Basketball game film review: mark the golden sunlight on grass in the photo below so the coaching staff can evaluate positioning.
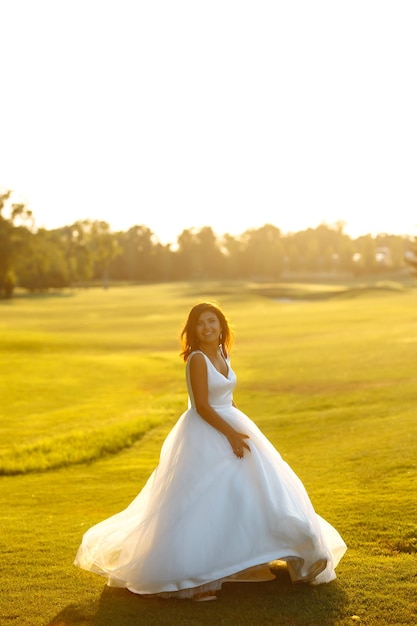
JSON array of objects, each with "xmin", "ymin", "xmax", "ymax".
[{"xmin": 1, "ymin": 280, "xmax": 417, "ymax": 625}]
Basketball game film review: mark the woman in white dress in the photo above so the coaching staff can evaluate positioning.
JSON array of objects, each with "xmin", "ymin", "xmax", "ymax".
[{"xmin": 74, "ymin": 302, "xmax": 346, "ymax": 601}]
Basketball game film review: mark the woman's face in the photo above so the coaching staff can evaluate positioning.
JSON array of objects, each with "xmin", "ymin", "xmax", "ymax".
[{"xmin": 195, "ymin": 310, "xmax": 221, "ymax": 345}]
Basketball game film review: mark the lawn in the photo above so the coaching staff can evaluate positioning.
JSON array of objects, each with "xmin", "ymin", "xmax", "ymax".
[{"xmin": 1, "ymin": 279, "xmax": 416, "ymax": 625}]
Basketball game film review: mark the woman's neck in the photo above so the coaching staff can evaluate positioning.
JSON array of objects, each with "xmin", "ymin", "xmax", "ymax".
[{"xmin": 198, "ymin": 343, "xmax": 219, "ymax": 359}]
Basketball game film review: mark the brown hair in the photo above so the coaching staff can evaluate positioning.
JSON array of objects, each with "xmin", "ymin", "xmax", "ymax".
[{"xmin": 180, "ymin": 302, "xmax": 234, "ymax": 362}]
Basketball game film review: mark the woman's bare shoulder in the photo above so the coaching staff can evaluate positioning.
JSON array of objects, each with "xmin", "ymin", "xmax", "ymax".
[{"xmin": 188, "ymin": 351, "xmax": 207, "ymax": 371}]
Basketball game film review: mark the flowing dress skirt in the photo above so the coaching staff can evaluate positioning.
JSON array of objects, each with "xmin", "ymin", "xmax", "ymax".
[{"xmin": 74, "ymin": 399, "xmax": 346, "ymax": 596}]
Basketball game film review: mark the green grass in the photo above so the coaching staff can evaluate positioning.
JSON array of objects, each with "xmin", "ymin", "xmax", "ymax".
[{"xmin": 1, "ymin": 279, "xmax": 417, "ymax": 625}]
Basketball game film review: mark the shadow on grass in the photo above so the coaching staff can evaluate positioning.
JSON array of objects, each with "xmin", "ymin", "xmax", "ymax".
[{"xmin": 47, "ymin": 570, "xmax": 348, "ymax": 626}]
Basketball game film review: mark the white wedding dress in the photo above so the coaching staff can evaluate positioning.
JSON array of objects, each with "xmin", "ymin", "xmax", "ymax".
[{"xmin": 74, "ymin": 351, "xmax": 346, "ymax": 597}]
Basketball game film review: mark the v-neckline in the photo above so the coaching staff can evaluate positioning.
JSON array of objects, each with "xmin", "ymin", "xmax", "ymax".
[{"xmin": 199, "ymin": 350, "xmax": 230, "ymax": 380}]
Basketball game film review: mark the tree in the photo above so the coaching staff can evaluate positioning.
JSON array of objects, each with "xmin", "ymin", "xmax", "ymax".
[
  {"xmin": 352, "ymin": 235, "xmax": 377, "ymax": 275},
  {"xmin": 173, "ymin": 227, "xmax": 226, "ymax": 280},
  {"xmin": 16, "ymin": 229, "xmax": 70, "ymax": 291},
  {"xmin": 57, "ymin": 222, "xmax": 93, "ymax": 286},
  {"xmin": 57, "ymin": 220, "xmax": 120, "ymax": 287},
  {"xmin": 111, "ymin": 225, "xmax": 157, "ymax": 282},
  {"xmin": 87, "ymin": 221, "xmax": 121, "ymax": 287},
  {"xmin": 221, "ymin": 233, "xmax": 245, "ymax": 279},
  {"xmin": 195, "ymin": 227, "xmax": 225, "ymax": 279},
  {"xmin": 173, "ymin": 229, "xmax": 201, "ymax": 279},
  {"xmin": 404, "ymin": 234, "xmax": 417, "ymax": 277},
  {"xmin": 0, "ymin": 190, "xmax": 33, "ymax": 298},
  {"xmin": 239, "ymin": 224, "xmax": 284, "ymax": 280}
]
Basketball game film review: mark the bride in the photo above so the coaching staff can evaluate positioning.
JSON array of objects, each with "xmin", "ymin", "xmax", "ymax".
[{"xmin": 74, "ymin": 301, "xmax": 346, "ymax": 601}]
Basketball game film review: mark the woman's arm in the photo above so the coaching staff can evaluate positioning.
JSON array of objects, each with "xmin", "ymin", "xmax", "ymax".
[{"xmin": 189, "ymin": 353, "xmax": 250, "ymax": 458}]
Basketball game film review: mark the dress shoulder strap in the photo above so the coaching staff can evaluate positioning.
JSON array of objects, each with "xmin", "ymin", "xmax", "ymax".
[{"xmin": 187, "ymin": 349, "xmax": 207, "ymax": 362}]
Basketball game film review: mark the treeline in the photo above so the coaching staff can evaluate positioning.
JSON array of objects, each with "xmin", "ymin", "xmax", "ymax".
[{"xmin": 0, "ymin": 189, "xmax": 415, "ymax": 298}]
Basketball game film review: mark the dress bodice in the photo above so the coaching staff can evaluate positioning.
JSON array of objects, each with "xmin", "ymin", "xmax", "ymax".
[{"xmin": 186, "ymin": 350, "xmax": 237, "ymax": 410}]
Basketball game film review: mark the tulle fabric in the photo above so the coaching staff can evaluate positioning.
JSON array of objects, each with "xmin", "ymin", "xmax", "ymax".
[{"xmin": 74, "ymin": 351, "xmax": 346, "ymax": 596}]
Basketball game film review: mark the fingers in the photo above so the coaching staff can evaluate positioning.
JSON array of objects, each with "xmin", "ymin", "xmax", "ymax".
[
  {"xmin": 232, "ymin": 437, "xmax": 251, "ymax": 458},
  {"xmin": 228, "ymin": 431, "xmax": 251, "ymax": 458},
  {"xmin": 237, "ymin": 433, "xmax": 250, "ymax": 451}
]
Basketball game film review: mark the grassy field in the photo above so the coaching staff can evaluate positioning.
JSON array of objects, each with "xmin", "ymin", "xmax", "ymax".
[{"xmin": 1, "ymin": 278, "xmax": 416, "ymax": 625}]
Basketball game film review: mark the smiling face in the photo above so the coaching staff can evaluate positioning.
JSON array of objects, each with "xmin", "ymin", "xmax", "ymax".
[
  {"xmin": 180, "ymin": 301, "xmax": 233, "ymax": 361},
  {"xmin": 195, "ymin": 309, "xmax": 222, "ymax": 347}
]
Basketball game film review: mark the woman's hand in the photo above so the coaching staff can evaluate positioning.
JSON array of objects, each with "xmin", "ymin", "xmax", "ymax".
[{"xmin": 227, "ymin": 431, "xmax": 250, "ymax": 458}]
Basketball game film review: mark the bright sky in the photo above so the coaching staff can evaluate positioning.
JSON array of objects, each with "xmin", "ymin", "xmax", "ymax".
[{"xmin": 1, "ymin": 0, "xmax": 416, "ymax": 244}]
